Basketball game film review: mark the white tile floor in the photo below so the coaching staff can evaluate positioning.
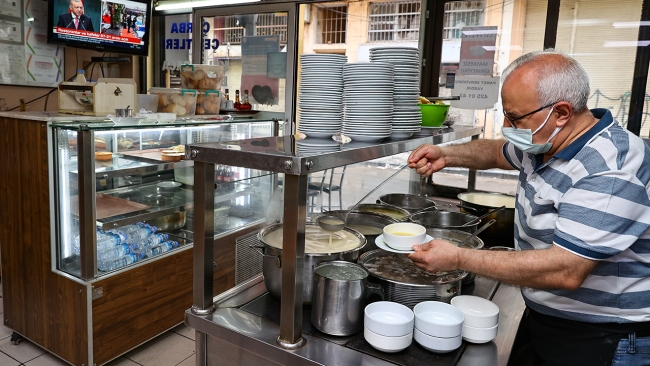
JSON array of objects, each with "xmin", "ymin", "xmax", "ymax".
[{"xmin": 0, "ymin": 281, "xmax": 197, "ymax": 366}]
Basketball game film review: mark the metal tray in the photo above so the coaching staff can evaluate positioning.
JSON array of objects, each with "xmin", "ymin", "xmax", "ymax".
[{"xmin": 70, "ymin": 193, "xmax": 150, "ymax": 220}]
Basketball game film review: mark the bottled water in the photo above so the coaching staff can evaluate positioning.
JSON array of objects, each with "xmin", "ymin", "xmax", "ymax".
[
  {"xmin": 122, "ymin": 226, "xmax": 158, "ymax": 244},
  {"xmin": 97, "ymin": 244, "xmax": 131, "ymax": 262},
  {"xmin": 96, "ymin": 232, "xmax": 121, "ymax": 251},
  {"xmin": 145, "ymin": 240, "xmax": 179, "ymax": 257},
  {"xmin": 72, "ymin": 235, "xmax": 80, "ymax": 255},
  {"xmin": 129, "ymin": 233, "xmax": 169, "ymax": 251},
  {"xmin": 98, "ymin": 253, "xmax": 143, "ymax": 271}
]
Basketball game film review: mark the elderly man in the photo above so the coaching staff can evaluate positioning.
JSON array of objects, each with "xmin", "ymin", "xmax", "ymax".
[
  {"xmin": 408, "ymin": 50, "xmax": 650, "ymax": 365},
  {"xmin": 57, "ymin": 0, "xmax": 94, "ymax": 32}
]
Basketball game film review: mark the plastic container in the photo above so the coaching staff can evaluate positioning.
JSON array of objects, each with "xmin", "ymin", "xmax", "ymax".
[
  {"xmin": 149, "ymin": 87, "xmax": 197, "ymax": 116},
  {"xmin": 137, "ymin": 94, "xmax": 160, "ymax": 112},
  {"xmin": 196, "ymin": 90, "xmax": 221, "ymax": 115},
  {"xmin": 420, "ymin": 104, "xmax": 450, "ymax": 127},
  {"xmin": 180, "ymin": 64, "xmax": 225, "ymax": 90}
]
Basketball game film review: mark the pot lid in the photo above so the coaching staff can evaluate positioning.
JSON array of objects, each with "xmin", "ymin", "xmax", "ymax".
[{"xmin": 361, "ymin": 251, "xmax": 467, "ymax": 286}]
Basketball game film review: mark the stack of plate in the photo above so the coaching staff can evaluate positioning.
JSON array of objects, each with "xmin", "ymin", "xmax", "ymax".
[
  {"xmin": 341, "ymin": 62, "xmax": 394, "ymax": 142},
  {"xmin": 297, "ymin": 54, "xmax": 347, "ymax": 139},
  {"xmin": 296, "ymin": 138, "xmax": 341, "ymax": 155},
  {"xmin": 370, "ymin": 47, "xmax": 422, "ymax": 139}
]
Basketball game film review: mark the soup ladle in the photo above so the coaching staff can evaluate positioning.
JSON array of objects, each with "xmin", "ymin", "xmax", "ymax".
[
  {"xmin": 457, "ymin": 219, "xmax": 496, "ymax": 248},
  {"xmin": 318, "ymin": 164, "xmax": 409, "ymax": 232},
  {"xmin": 461, "ymin": 206, "xmax": 506, "ymax": 227}
]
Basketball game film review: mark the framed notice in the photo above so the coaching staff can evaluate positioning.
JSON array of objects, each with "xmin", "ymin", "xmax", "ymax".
[{"xmin": 0, "ymin": 0, "xmax": 65, "ymax": 88}]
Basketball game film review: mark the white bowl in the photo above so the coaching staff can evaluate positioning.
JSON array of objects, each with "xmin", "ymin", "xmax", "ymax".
[
  {"xmin": 462, "ymin": 323, "xmax": 498, "ymax": 344},
  {"xmin": 413, "ymin": 301, "xmax": 464, "ymax": 338},
  {"xmin": 364, "ymin": 326, "xmax": 412, "ymax": 353},
  {"xmin": 382, "ymin": 223, "xmax": 427, "ymax": 250},
  {"xmin": 451, "ymin": 295, "xmax": 499, "ymax": 328},
  {"xmin": 364, "ymin": 301, "xmax": 414, "ymax": 337},
  {"xmin": 414, "ymin": 328, "xmax": 462, "ymax": 353}
]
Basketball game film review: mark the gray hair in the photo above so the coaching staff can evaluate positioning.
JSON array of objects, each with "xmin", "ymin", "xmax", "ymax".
[{"xmin": 501, "ymin": 49, "xmax": 590, "ymax": 112}]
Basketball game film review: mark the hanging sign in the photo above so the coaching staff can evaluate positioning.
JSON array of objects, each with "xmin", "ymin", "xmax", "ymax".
[
  {"xmin": 457, "ymin": 26, "xmax": 497, "ymax": 76},
  {"xmin": 451, "ymin": 75, "xmax": 500, "ymax": 110}
]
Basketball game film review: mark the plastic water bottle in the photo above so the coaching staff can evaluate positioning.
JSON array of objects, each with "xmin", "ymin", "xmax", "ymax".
[
  {"xmin": 129, "ymin": 233, "xmax": 169, "ymax": 249},
  {"xmin": 96, "ymin": 232, "xmax": 121, "ymax": 251},
  {"xmin": 75, "ymin": 69, "xmax": 86, "ymax": 83},
  {"xmin": 98, "ymin": 253, "xmax": 143, "ymax": 271},
  {"xmin": 145, "ymin": 240, "xmax": 179, "ymax": 257},
  {"xmin": 72, "ymin": 235, "xmax": 80, "ymax": 255},
  {"xmin": 97, "ymin": 244, "xmax": 131, "ymax": 262}
]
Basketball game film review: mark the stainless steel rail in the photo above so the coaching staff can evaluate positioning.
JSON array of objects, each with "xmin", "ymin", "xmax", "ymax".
[{"xmin": 188, "ymin": 126, "xmax": 484, "ymax": 348}]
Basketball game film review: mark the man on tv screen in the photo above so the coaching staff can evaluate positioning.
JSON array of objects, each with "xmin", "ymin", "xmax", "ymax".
[{"xmin": 57, "ymin": 0, "xmax": 95, "ymax": 32}]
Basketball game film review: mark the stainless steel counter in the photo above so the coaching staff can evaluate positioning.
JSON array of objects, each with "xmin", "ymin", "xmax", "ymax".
[
  {"xmin": 185, "ymin": 275, "xmax": 525, "ymax": 366},
  {"xmin": 185, "ymin": 125, "xmax": 528, "ymax": 366}
]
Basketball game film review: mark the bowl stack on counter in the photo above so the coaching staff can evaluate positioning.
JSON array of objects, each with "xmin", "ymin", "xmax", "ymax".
[
  {"xmin": 369, "ymin": 47, "xmax": 422, "ymax": 139},
  {"xmin": 341, "ymin": 62, "xmax": 395, "ymax": 142},
  {"xmin": 297, "ymin": 54, "xmax": 347, "ymax": 139},
  {"xmin": 363, "ymin": 296, "xmax": 500, "ymax": 354}
]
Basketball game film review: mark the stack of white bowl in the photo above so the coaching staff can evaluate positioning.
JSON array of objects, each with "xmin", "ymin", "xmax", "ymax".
[
  {"xmin": 413, "ymin": 301, "xmax": 465, "ymax": 353},
  {"xmin": 297, "ymin": 54, "xmax": 347, "ymax": 139},
  {"xmin": 451, "ymin": 295, "xmax": 500, "ymax": 344},
  {"xmin": 341, "ymin": 62, "xmax": 394, "ymax": 142},
  {"xmin": 369, "ymin": 47, "xmax": 422, "ymax": 139},
  {"xmin": 364, "ymin": 301, "xmax": 414, "ymax": 353}
]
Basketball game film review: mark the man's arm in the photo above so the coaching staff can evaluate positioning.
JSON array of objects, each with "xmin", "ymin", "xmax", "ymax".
[
  {"xmin": 408, "ymin": 240, "xmax": 598, "ymax": 290},
  {"xmin": 408, "ymin": 139, "xmax": 515, "ymax": 177}
]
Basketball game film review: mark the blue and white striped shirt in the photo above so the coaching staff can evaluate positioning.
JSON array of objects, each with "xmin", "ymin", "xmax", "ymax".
[{"xmin": 502, "ymin": 109, "xmax": 650, "ymax": 323}]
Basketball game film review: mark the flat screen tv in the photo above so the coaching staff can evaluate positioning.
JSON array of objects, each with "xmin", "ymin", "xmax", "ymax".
[{"xmin": 48, "ymin": 0, "xmax": 151, "ymax": 56}]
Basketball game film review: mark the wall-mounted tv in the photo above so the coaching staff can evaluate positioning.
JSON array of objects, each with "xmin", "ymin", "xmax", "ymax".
[{"xmin": 48, "ymin": 0, "xmax": 151, "ymax": 56}]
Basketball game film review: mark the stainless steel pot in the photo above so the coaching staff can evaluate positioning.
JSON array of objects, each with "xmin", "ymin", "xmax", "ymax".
[
  {"xmin": 351, "ymin": 203, "xmax": 410, "ymax": 221},
  {"xmin": 458, "ymin": 192, "xmax": 516, "ymax": 248},
  {"xmin": 254, "ymin": 223, "xmax": 367, "ymax": 306},
  {"xmin": 409, "ymin": 211, "xmax": 480, "ymax": 234},
  {"xmin": 359, "ymin": 250, "xmax": 467, "ymax": 307},
  {"xmin": 378, "ymin": 193, "xmax": 437, "ymax": 213},
  {"xmin": 317, "ymin": 211, "xmax": 397, "ymax": 253},
  {"xmin": 426, "ymin": 228, "xmax": 484, "ymax": 285},
  {"xmin": 310, "ymin": 261, "xmax": 384, "ymax": 336}
]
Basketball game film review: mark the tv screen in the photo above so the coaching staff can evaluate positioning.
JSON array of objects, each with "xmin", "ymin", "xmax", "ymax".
[{"xmin": 48, "ymin": 0, "xmax": 151, "ymax": 56}]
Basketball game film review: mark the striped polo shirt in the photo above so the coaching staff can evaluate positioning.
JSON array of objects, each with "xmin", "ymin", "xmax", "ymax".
[{"xmin": 502, "ymin": 108, "xmax": 650, "ymax": 324}]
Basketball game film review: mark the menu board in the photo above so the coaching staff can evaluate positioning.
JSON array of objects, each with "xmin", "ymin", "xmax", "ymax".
[{"xmin": 0, "ymin": 0, "xmax": 65, "ymax": 87}]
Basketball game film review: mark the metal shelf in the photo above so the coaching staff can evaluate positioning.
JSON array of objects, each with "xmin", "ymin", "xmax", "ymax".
[{"xmin": 96, "ymin": 182, "xmax": 261, "ymax": 230}]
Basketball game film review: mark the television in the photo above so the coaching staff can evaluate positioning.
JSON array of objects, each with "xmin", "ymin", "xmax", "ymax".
[{"xmin": 48, "ymin": 0, "xmax": 151, "ymax": 56}]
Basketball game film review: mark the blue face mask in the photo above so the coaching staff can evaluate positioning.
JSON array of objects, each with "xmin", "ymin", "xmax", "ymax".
[{"xmin": 501, "ymin": 105, "xmax": 561, "ymax": 155}]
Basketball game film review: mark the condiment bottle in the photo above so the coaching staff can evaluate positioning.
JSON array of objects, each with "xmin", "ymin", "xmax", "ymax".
[
  {"xmin": 234, "ymin": 90, "xmax": 241, "ymax": 111},
  {"xmin": 224, "ymin": 89, "xmax": 230, "ymax": 101},
  {"xmin": 75, "ymin": 69, "xmax": 87, "ymax": 83},
  {"xmin": 241, "ymin": 90, "xmax": 252, "ymax": 111}
]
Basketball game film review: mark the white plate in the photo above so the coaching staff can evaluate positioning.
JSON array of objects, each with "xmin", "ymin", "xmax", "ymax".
[{"xmin": 375, "ymin": 234, "xmax": 434, "ymax": 253}]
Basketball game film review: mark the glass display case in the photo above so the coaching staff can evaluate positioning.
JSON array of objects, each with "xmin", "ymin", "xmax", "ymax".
[{"xmin": 50, "ymin": 118, "xmax": 279, "ymax": 279}]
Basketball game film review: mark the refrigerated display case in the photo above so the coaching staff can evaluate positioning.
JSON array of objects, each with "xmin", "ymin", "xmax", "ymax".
[{"xmin": 0, "ymin": 112, "xmax": 280, "ymax": 366}]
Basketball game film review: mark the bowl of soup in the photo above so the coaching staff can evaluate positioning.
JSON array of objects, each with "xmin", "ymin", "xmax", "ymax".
[{"xmin": 383, "ymin": 223, "xmax": 427, "ymax": 250}]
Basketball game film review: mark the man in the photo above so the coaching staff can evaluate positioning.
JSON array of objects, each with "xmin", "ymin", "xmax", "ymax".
[
  {"xmin": 408, "ymin": 50, "xmax": 650, "ymax": 365},
  {"xmin": 57, "ymin": 0, "xmax": 94, "ymax": 32}
]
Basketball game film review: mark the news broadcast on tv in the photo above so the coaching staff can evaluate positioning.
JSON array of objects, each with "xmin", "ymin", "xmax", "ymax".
[{"xmin": 50, "ymin": 0, "xmax": 148, "ymax": 53}]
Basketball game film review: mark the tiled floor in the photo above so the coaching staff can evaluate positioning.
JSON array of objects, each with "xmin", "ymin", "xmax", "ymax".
[{"xmin": 0, "ymin": 281, "xmax": 197, "ymax": 366}]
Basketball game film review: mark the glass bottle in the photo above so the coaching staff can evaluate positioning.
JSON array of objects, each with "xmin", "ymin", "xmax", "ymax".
[
  {"xmin": 234, "ymin": 90, "xmax": 241, "ymax": 110},
  {"xmin": 241, "ymin": 90, "xmax": 252, "ymax": 111},
  {"xmin": 224, "ymin": 89, "xmax": 230, "ymax": 101}
]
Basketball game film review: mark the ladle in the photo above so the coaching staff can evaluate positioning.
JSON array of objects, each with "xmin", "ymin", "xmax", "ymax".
[
  {"xmin": 317, "ymin": 164, "xmax": 409, "ymax": 232},
  {"xmin": 461, "ymin": 206, "xmax": 506, "ymax": 227},
  {"xmin": 457, "ymin": 219, "xmax": 496, "ymax": 248}
]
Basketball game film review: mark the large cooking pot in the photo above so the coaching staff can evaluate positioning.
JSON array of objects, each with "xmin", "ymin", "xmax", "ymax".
[
  {"xmin": 359, "ymin": 250, "xmax": 467, "ymax": 307},
  {"xmin": 351, "ymin": 203, "xmax": 410, "ymax": 221},
  {"xmin": 318, "ymin": 211, "xmax": 397, "ymax": 253},
  {"xmin": 378, "ymin": 193, "xmax": 437, "ymax": 213},
  {"xmin": 409, "ymin": 211, "xmax": 480, "ymax": 234},
  {"xmin": 426, "ymin": 228, "xmax": 484, "ymax": 285},
  {"xmin": 254, "ymin": 223, "xmax": 366, "ymax": 306},
  {"xmin": 457, "ymin": 192, "xmax": 516, "ymax": 248}
]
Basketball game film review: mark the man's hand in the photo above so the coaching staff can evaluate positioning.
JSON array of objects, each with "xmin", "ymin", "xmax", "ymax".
[
  {"xmin": 408, "ymin": 239, "xmax": 460, "ymax": 272},
  {"xmin": 408, "ymin": 144, "xmax": 446, "ymax": 177}
]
